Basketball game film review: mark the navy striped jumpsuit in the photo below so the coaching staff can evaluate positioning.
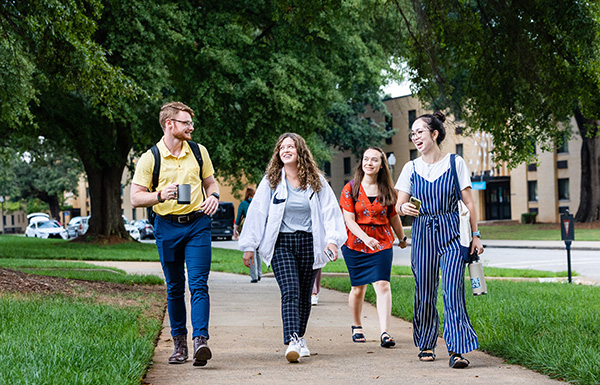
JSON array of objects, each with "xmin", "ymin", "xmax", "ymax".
[{"xmin": 410, "ymin": 162, "xmax": 479, "ymax": 355}]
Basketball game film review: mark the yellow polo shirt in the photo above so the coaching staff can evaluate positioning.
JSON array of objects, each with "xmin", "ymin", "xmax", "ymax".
[{"xmin": 132, "ymin": 138, "xmax": 214, "ymax": 216}]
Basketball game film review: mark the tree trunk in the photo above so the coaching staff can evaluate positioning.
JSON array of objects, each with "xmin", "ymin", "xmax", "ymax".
[
  {"xmin": 48, "ymin": 195, "xmax": 61, "ymax": 222},
  {"xmin": 573, "ymin": 109, "xmax": 600, "ymax": 222},
  {"xmin": 84, "ymin": 164, "xmax": 130, "ymax": 239}
]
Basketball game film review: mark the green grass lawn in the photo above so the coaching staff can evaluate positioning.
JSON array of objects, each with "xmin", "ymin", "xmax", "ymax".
[
  {"xmin": 321, "ymin": 275, "xmax": 600, "ymax": 385},
  {"xmin": 402, "ymin": 223, "xmax": 600, "ymax": 241},
  {"xmin": 0, "ymin": 292, "xmax": 163, "ymax": 385},
  {"xmin": 0, "ymin": 235, "xmax": 159, "ymax": 261},
  {"xmin": 0, "ymin": 259, "xmax": 164, "ymax": 285}
]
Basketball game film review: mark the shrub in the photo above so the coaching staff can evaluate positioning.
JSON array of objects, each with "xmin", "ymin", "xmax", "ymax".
[{"xmin": 521, "ymin": 212, "xmax": 537, "ymax": 224}]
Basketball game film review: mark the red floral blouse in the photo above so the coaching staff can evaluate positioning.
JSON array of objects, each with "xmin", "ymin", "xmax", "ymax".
[{"xmin": 339, "ymin": 182, "xmax": 397, "ymax": 253}]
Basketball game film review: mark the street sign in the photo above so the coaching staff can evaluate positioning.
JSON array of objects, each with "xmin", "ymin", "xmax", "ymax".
[
  {"xmin": 560, "ymin": 210, "xmax": 575, "ymax": 241},
  {"xmin": 560, "ymin": 210, "xmax": 574, "ymax": 283}
]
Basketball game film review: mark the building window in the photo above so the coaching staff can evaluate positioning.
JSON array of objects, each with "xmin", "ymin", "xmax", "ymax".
[
  {"xmin": 410, "ymin": 149, "xmax": 418, "ymax": 160},
  {"xmin": 408, "ymin": 110, "xmax": 416, "ymax": 129},
  {"xmin": 528, "ymin": 163, "xmax": 537, "ymax": 172},
  {"xmin": 456, "ymin": 144, "xmax": 463, "ymax": 158},
  {"xmin": 557, "ymin": 160, "xmax": 568, "ymax": 169},
  {"xmin": 132, "ymin": 209, "xmax": 137, "ymax": 221},
  {"xmin": 385, "ymin": 115, "xmax": 393, "ymax": 145},
  {"xmin": 323, "ymin": 161, "xmax": 331, "ymax": 177},
  {"xmin": 344, "ymin": 157, "xmax": 351, "ymax": 175},
  {"xmin": 86, "ymin": 187, "xmax": 89, "ymax": 198},
  {"xmin": 530, "ymin": 139, "xmax": 537, "ymax": 155},
  {"xmin": 529, "ymin": 208, "xmax": 539, "ymax": 214},
  {"xmin": 528, "ymin": 181, "xmax": 538, "ymax": 202},
  {"xmin": 558, "ymin": 178, "xmax": 570, "ymax": 200},
  {"xmin": 557, "ymin": 133, "xmax": 569, "ymax": 154},
  {"xmin": 455, "ymin": 126, "xmax": 464, "ymax": 135}
]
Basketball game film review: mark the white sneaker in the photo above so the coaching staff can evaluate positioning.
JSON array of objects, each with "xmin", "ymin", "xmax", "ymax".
[
  {"xmin": 285, "ymin": 338, "xmax": 300, "ymax": 363},
  {"xmin": 311, "ymin": 294, "xmax": 319, "ymax": 306},
  {"xmin": 299, "ymin": 337, "xmax": 310, "ymax": 357}
]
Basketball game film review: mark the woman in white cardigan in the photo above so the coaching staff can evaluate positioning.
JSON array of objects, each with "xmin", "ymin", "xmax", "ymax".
[{"xmin": 239, "ymin": 132, "xmax": 347, "ymax": 363}]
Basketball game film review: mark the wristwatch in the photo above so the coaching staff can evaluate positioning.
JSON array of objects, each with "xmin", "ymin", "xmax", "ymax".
[
  {"xmin": 210, "ymin": 192, "xmax": 220, "ymax": 200},
  {"xmin": 157, "ymin": 191, "xmax": 165, "ymax": 203},
  {"xmin": 472, "ymin": 230, "xmax": 481, "ymax": 238},
  {"xmin": 401, "ymin": 235, "xmax": 407, "ymax": 242}
]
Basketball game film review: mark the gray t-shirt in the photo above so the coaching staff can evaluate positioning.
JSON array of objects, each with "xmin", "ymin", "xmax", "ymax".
[{"xmin": 280, "ymin": 179, "xmax": 312, "ymax": 233}]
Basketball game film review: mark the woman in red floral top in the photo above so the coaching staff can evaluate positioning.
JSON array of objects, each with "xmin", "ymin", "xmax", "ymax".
[{"xmin": 340, "ymin": 147, "xmax": 408, "ymax": 348}]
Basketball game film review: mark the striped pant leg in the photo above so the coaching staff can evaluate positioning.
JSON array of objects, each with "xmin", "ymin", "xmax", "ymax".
[
  {"xmin": 440, "ymin": 246, "xmax": 479, "ymax": 354},
  {"xmin": 411, "ymin": 225, "xmax": 441, "ymax": 351}
]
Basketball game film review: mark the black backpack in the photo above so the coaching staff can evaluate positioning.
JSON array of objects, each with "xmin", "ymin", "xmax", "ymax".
[{"xmin": 146, "ymin": 140, "xmax": 205, "ymax": 225}]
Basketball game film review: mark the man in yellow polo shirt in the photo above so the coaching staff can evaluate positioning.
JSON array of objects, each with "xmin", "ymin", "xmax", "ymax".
[{"xmin": 131, "ymin": 101, "xmax": 220, "ymax": 367}]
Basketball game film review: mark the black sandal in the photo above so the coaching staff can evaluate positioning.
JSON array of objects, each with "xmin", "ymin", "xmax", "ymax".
[
  {"xmin": 449, "ymin": 352, "xmax": 470, "ymax": 368},
  {"xmin": 380, "ymin": 332, "xmax": 395, "ymax": 348},
  {"xmin": 418, "ymin": 349, "xmax": 436, "ymax": 361},
  {"xmin": 351, "ymin": 326, "xmax": 366, "ymax": 343}
]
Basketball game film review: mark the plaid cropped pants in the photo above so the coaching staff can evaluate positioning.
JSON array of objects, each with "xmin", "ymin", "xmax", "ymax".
[{"xmin": 271, "ymin": 231, "xmax": 318, "ymax": 345}]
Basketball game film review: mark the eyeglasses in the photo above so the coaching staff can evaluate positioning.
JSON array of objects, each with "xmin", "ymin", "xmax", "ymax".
[
  {"xmin": 409, "ymin": 129, "xmax": 430, "ymax": 140},
  {"xmin": 170, "ymin": 118, "xmax": 194, "ymax": 127}
]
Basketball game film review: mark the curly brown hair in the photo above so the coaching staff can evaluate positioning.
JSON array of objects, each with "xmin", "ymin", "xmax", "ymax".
[
  {"xmin": 351, "ymin": 147, "xmax": 397, "ymax": 207},
  {"xmin": 266, "ymin": 133, "xmax": 323, "ymax": 192}
]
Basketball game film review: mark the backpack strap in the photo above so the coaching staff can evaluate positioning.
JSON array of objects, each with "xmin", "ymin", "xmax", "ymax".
[
  {"xmin": 449, "ymin": 154, "xmax": 462, "ymax": 201},
  {"xmin": 149, "ymin": 145, "xmax": 160, "ymax": 193},
  {"xmin": 187, "ymin": 140, "xmax": 206, "ymax": 201}
]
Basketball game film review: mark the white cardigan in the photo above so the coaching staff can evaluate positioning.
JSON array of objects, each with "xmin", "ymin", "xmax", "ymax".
[{"xmin": 238, "ymin": 170, "xmax": 347, "ymax": 269}]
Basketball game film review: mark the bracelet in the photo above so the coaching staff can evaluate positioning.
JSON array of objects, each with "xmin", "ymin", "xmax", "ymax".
[
  {"xmin": 472, "ymin": 230, "xmax": 481, "ymax": 238},
  {"xmin": 210, "ymin": 192, "xmax": 220, "ymax": 200},
  {"xmin": 401, "ymin": 235, "xmax": 407, "ymax": 242},
  {"xmin": 157, "ymin": 191, "xmax": 165, "ymax": 203},
  {"xmin": 399, "ymin": 202, "xmax": 405, "ymax": 215}
]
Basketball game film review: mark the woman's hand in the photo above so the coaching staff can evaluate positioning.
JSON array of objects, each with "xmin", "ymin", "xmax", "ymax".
[
  {"xmin": 362, "ymin": 236, "xmax": 381, "ymax": 251},
  {"xmin": 233, "ymin": 225, "xmax": 240, "ymax": 241},
  {"xmin": 399, "ymin": 202, "xmax": 419, "ymax": 217},
  {"xmin": 470, "ymin": 237, "xmax": 484, "ymax": 255},
  {"xmin": 324, "ymin": 243, "xmax": 338, "ymax": 261},
  {"xmin": 398, "ymin": 237, "xmax": 408, "ymax": 249},
  {"xmin": 243, "ymin": 251, "xmax": 255, "ymax": 268}
]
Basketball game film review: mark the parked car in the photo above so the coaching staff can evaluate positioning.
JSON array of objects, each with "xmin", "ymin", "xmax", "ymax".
[
  {"xmin": 78, "ymin": 216, "xmax": 90, "ymax": 236},
  {"xmin": 123, "ymin": 216, "xmax": 141, "ymax": 240},
  {"xmin": 66, "ymin": 216, "xmax": 83, "ymax": 238},
  {"xmin": 210, "ymin": 202, "xmax": 234, "ymax": 240},
  {"xmin": 27, "ymin": 212, "xmax": 50, "ymax": 224},
  {"xmin": 133, "ymin": 219, "xmax": 155, "ymax": 239},
  {"xmin": 25, "ymin": 219, "xmax": 68, "ymax": 240}
]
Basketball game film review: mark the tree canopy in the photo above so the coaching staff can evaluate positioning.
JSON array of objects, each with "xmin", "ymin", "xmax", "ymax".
[
  {"xmin": 396, "ymin": 0, "xmax": 600, "ymax": 221},
  {"xmin": 1, "ymin": 0, "xmax": 403, "ymax": 239}
]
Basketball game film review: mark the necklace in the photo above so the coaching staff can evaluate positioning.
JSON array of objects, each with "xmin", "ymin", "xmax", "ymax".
[{"xmin": 424, "ymin": 153, "xmax": 443, "ymax": 178}]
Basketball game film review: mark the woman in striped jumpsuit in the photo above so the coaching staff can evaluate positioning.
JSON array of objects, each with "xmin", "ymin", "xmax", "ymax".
[{"xmin": 395, "ymin": 111, "xmax": 484, "ymax": 369}]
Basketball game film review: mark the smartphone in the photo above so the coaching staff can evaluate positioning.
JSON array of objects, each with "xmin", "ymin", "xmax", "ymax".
[
  {"xmin": 324, "ymin": 249, "xmax": 335, "ymax": 261},
  {"xmin": 410, "ymin": 196, "xmax": 422, "ymax": 211}
]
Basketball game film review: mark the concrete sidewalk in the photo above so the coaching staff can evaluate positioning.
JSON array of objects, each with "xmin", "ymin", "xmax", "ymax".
[{"xmin": 92, "ymin": 262, "xmax": 562, "ymax": 385}]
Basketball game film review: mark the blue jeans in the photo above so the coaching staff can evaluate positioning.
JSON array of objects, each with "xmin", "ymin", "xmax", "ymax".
[{"xmin": 155, "ymin": 215, "xmax": 212, "ymax": 339}]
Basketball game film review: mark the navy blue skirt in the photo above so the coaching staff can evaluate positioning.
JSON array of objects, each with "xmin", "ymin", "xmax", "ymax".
[{"xmin": 342, "ymin": 245, "xmax": 393, "ymax": 287}]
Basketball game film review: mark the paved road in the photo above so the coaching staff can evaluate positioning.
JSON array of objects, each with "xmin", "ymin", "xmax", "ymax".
[{"xmin": 212, "ymin": 239, "xmax": 600, "ymax": 279}]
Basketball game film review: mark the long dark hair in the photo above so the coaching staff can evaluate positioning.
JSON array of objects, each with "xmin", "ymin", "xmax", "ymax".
[{"xmin": 351, "ymin": 147, "xmax": 397, "ymax": 206}]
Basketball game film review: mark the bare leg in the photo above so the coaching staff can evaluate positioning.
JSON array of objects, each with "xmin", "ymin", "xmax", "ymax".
[
  {"xmin": 372, "ymin": 280, "xmax": 392, "ymax": 335},
  {"xmin": 349, "ymin": 285, "xmax": 367, "ymax": 328}
]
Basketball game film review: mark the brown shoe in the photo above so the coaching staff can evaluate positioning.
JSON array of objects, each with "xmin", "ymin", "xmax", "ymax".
[
  {"xmin": 168, "ymin": 334, "xmax": 188, "ymax": 364},
  {"xmin": 193, "ymin": 336, "xmax": 212, "ymax": 367}
]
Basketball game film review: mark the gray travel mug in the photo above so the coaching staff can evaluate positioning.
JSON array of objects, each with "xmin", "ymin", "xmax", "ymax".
[{"xmin": 177, "ymin": 184, "xmax": 191, "ymax": 204}]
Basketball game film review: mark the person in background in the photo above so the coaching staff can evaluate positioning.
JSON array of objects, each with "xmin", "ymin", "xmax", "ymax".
[
  {"xmin": 395, "ymin": 111, "xmax": 483, "ymax": 369},
  {"xmin": 311, "ymin": 269, "xmax": 321, "ymax": 305},
  {"xmin": 239, "ymin": 132, "xmax": 347, "ymax": 363},
  {"xmin": 234, "ymin": 187, "xmax": 261, "ymax": 282},
  {"xmin": 339, "ymin": 147, "xmax": 408, "ymax": 349}
]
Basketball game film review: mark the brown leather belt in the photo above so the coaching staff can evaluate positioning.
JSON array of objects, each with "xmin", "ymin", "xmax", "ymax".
[{"xmin": 158, "ymin": 210, "xmax": 205, "ymax": 224}]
